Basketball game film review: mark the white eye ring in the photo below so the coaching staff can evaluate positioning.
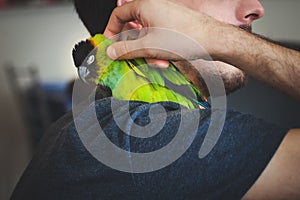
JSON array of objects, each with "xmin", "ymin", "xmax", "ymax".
[{"xmin": 87, "ymin": 55, "xmax": 95, "ymax": 65}]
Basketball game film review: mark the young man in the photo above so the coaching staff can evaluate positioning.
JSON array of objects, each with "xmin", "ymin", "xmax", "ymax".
[{"xmin": 11, "ymin": 0, "xmax": 300, "ymax": 199}]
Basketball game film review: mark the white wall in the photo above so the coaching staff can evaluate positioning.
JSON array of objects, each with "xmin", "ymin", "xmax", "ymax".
[
  {"xmin": 0, "ymin": 4, "xmax": 89, "ymax": 83},
  {"xmin": 253, "ymin": 0, "xmax": 300, "ymax": 41}
]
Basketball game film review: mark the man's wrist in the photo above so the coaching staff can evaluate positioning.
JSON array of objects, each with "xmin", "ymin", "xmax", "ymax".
[{"xmin": 209, "ymin": 24, "xmax": 244, "ymax": 62}]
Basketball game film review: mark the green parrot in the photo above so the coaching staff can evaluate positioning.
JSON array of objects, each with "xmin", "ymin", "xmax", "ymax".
[{"xmin": 72, "ymin": 34, "xmax": 209, "ymax": 109}]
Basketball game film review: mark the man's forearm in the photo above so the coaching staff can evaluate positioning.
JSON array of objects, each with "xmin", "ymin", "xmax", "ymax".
[{"xmin": 217, "ymin": 25, "xmax": 300, "ymax": 100}]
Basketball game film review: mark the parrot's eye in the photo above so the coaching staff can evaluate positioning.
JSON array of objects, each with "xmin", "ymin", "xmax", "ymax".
[{"xmin": 87, "ymin": 55, "xmax": 95, "ymax": 65}]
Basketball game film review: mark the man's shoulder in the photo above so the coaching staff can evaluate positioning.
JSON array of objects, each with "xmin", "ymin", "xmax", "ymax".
[
  {"xmin": 50, "ymin": 97, "xmax": 283, "ymax": 142},
  {"xmin": 11, "ymin": 97, "xmax": 288, "ymax": 200}
]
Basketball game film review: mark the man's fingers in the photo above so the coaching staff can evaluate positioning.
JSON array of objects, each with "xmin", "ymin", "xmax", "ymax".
[
  {"xmin": 146, "ymin": 59, "xmax": 169, "ymax": 68},
  {"xmin": 106, "ymin": 39, "xmax": 145, "ymax": 60},
  {"xmin": 106, "ymin": 38, "xmax": 180, "ymax": 61},
  {"xmin": 103, "ymin": 1, "xmax": 140, "ymax": 38}
]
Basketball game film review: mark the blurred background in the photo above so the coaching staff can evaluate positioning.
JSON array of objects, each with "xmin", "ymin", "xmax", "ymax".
[{"xmin": 0, "ymin": 0, "xmax": 299, "ymax": 199}]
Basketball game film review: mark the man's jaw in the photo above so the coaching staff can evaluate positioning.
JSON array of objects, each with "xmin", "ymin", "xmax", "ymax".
[
  {"xmin": 190, "ymin": 24, "xmax": 275, "ymax": 96},
  {"xmin": 174, "ymin": 59, "xmax": 247, "ymax": 97},
  {"xmin": 183, "ymin": 25, "xmax": 277, "ymax": 97}
]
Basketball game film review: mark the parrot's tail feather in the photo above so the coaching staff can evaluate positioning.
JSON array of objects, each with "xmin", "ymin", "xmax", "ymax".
[
  {"xmin": 192, "ymin": 98, "xmax": 210, "ymax": 109},
  {"xmin": 72, "ymin": 39, "xmax": 94, "ymax": 68}
]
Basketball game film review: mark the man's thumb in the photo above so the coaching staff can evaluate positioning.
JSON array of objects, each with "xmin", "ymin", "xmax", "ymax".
[
  {"xmin": 106, "ymin": 40, "xmax": 143, "ymax": 60},
  {"xmin": 106, "ymin": 45, "xmax": 119, "ymax": 60}
]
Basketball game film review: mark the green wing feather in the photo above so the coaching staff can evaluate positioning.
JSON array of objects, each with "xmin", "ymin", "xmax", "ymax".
[{"xmin": 88, "ymin": 34, "xmax": 209, "ymax": 109}]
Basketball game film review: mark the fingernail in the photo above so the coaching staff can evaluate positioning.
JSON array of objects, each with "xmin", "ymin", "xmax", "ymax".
[{"xmin": 107, "ymin": 46, "xmax": 117, "ymax": 60}]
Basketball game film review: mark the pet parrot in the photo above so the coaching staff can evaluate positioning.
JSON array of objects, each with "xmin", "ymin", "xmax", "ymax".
[{"xmin": 72, "ymin": 34, "xmax": 209, "ymax": 109}]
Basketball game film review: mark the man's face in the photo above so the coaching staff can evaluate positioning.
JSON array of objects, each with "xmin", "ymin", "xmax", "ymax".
[
  {"xmin": 176, "ymin": 0, "xmax": 264, "ymax": 28},
  {"xmin": 174, "ymin": 0, "xmax": 265, "ymax": 94}
]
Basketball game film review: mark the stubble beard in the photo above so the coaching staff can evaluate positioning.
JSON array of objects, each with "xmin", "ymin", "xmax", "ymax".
[{"xmin": 175, "ymin": 25, "xmax": 276, "ymax": 97}]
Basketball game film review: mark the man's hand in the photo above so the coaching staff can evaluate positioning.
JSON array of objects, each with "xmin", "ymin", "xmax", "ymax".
[{"xmin": 103, "ymin": 0, "xmax": 225, "ymax": 61}]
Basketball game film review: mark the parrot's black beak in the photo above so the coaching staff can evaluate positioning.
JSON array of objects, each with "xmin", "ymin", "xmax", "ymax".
[
  {"xmin": 76, "ymin": 50, "xmax": 98, "ymax": 85},
  {"xmin": 78, "ymin": 66, "xmax": 90, "ymax": 84}
]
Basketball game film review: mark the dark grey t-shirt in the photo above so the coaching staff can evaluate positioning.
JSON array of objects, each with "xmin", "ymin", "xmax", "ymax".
[{"xmin": 11, "ymin": 97, "xmax": 287, "ymax": 200}]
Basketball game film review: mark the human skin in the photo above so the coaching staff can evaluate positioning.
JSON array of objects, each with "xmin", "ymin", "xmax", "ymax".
[{"xmin": 104, "ymin": 0, "xmax": 300, "ymax": 198}]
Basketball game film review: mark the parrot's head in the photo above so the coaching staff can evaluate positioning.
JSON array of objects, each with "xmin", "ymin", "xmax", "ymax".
[
  {"xmin": 72, "ymin": 34, "xmax": 113, "ymax": 83},
  {"xmin": 72, "ymin": 39, "xmax": 94, "ymax": 70},
  {"xmin": 72, "ymin": 34, "xmax": 113, "ymax": 99}
]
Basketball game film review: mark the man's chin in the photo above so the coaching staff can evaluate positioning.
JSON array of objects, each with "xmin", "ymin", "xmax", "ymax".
[
  {"xmin": 213, "ymin": 61, "xmax": 248, "ymax": 94},
  {"xmin": 174, "ymin": 60, "xmax": 247, "ymax": 96}
]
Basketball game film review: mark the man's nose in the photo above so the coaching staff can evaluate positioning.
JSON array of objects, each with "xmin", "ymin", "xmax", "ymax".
[{"xmin": 236, "ymin": 0, "xmax": 265, "ymax": 24}]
